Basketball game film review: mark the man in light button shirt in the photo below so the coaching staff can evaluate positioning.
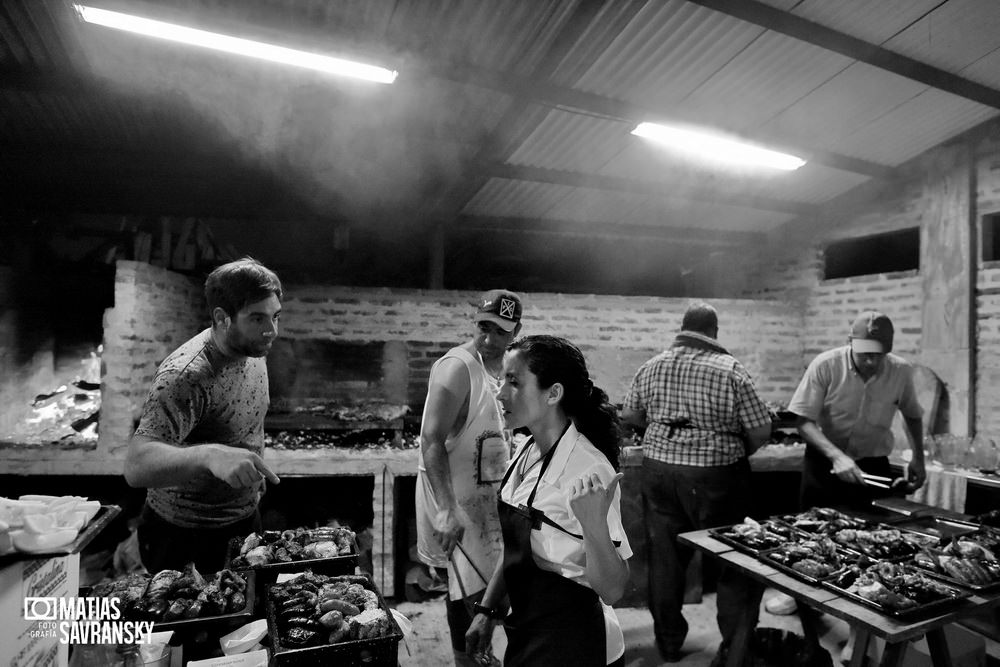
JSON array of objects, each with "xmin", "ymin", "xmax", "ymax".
[{"xmin": 788, "ymin": 310, "xmax": 926, "ymax": 511}]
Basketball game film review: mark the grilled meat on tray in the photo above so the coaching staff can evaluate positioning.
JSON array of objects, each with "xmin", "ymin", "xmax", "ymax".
[
  {"xmin": 269, "ymin": 571, "xmax": 394, "ymax": 649},
  {"xmin": 839, "ymin": 562, "xmax": 963, "ymax": 612},
  {"xmin": 230, "ymin": 526, "xmax": 356, "ymax": 568}
]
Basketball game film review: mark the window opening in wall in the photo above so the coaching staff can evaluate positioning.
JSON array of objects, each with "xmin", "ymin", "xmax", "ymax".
[
  {"xmin": 981, "ymin": 212, "xmax": 1000, "ymax": 263},
  {"xmin": 823, "ymin": 227, "xmax": 919, "ymax": 280}
]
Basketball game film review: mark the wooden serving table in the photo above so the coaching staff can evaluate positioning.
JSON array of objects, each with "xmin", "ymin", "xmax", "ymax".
[{"xmin": 679, "ymin": 529, "xmax": 1000, "ymax": 667}]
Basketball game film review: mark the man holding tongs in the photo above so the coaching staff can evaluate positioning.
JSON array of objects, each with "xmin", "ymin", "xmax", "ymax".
[{"xmin": 787, "ymin": 310, "xmax": 927, "ymax": 511}]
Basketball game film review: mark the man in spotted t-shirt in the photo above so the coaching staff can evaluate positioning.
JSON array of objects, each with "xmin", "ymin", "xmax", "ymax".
[{"xmin": 125, "ymin": 258, "xmax": 283, "ymax": 572}]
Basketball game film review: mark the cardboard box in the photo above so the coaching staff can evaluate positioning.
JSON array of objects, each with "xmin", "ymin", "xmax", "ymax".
[{"xmin": 0, "ymin": 553, "xmax": 80, "ymax": 667}]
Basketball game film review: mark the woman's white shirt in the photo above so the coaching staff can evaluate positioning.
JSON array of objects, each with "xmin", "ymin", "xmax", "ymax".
[{"xmin": 500, "ymin": 422, "xmax": 632, "ymax": 663}]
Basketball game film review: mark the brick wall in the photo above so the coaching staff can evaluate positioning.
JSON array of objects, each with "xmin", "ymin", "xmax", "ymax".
[
  {"xmin": 976, "ymin": 129, "xmax": 1000, "ymax": 435},
  {"xmin": 976, "ymin": 266, "xmax": 1000, "ymax": 434},
  {"xmin": 97, "ymin": 263, "xmax": 806, "ymax": 452},
  {"xmin": 99, "ymin": 261, "xmax": 206, "ymax": 452},
  {"xmin": 739, "ymin": 135, "xmax": 1000, "ymax": 438},
  {"xmin": 742, "ymin": 254, "xmax": 924, "ymax": 381},
  {"xmin": 0, "ymin": 266, "xmax": 19, "ymax": 434},
  {"xmin": 280, "ymin": 288, "xmax": 804, "ymax": 405}
]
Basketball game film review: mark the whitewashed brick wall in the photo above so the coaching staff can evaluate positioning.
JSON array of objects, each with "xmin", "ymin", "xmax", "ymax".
[
  {"xmin": 100, "ymin": 261, "xmax": 206, "ymax": 453},
  {"xmin": 97, "ymin": 263, "xmax": 807, "ymax": 451}
]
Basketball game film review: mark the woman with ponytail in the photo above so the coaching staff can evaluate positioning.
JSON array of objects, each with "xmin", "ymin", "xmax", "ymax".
[{"xmin": 465, "ymin": 335, "xmax": 631, "ymax": 667}]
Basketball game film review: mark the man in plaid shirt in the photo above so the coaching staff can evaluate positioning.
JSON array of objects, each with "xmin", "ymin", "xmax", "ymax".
[{"xmin": 623, "ymin": 302, "xmax": 772, "ymax": 664}]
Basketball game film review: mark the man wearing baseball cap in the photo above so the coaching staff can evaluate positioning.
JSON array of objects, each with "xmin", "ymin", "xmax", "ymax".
[
  {"xmin": 766, "ymin": 311, "xmax": 927, "ymax": 629},
  {"xmin": 415, "ymin": 289, "xmax": 523, "ymax": 666},
  {"xmin": 788, "ymin": 309, "xmax": 926, "ymax": 510}
]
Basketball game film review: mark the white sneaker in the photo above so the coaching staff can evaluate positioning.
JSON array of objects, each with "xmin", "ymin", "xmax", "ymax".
[{"xmin": 764, "ymin": 591, "xmax": 797, "ymax": 615}]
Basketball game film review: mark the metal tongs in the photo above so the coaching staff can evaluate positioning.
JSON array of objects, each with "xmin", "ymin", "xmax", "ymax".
[{"xmin": 860, "ymin": 472, "xmax": 894, "ymax": 489}]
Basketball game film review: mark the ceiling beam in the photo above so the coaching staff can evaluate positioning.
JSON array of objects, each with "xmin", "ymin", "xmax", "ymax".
[
  {"xmin": 422, "ymin": 62, "xmax": 896, "ymax": 180},
  {"xmin": 416, "ymin": 0, "xmax": 630, "ymax": 223},
  {"xmin": 490, "ymin": 163, "xmax": 817, "ymax": 216},
  {"xmin": 686, "ymin": 0, "xmax": 1000, "ymax": 110},
  {"xmin": 458, "ymin": 214, "xmax": 765, "ymax": 246}
]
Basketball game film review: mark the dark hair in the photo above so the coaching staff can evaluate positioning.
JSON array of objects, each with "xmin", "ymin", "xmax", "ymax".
[
  {"xmin": 507, "ymin": 335, "xmax": 621, "ymax": 470},
  {"xmin": 681, "ymin": 301, "xmax": 718, "ymax": 336},
  {"xmin": 205, "ymin": 257, "xmax": 283, "ymax": 318}
]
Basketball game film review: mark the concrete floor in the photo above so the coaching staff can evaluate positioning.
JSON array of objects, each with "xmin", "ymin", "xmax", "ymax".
[{"xmin": 392, "ymin": 589, "xmax": 854, "ymax": 667}]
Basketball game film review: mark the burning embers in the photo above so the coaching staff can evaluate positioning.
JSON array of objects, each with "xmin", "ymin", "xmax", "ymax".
[{"xmin": 1, "ymin": 379, "xmax": 100, "ymax": 447}]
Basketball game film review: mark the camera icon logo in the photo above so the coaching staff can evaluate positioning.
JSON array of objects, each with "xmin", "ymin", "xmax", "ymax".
[{"xmin": 24, "ymin": 597, "xmax": 57, "ymax": 621}]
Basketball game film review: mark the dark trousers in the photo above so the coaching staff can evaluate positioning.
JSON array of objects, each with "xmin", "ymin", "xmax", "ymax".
[
  {"xmin": 640, "ymin": 458, "xmax": 763, "ymax": 655},
  {"xmin": 445, "ymin": 591, "xmax": 485, "ymax": 652},
  {"xmin": 136, "ymin": 504, "xmax": 260, "ymax": 573},
  {"xmin": 800, "ymin": 448, "xmax": 893, "ymax": 511}
]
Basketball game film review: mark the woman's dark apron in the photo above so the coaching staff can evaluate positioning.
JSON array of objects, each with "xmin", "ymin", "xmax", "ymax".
[{"xmin": 498, "ymin": 433, "xmax": 607, "ymax": 666}]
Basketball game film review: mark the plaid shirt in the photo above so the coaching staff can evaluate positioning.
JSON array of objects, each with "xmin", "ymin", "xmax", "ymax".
[{"xmin": 623, "ymin": 332, "xmax": 771, "ymax": 466}]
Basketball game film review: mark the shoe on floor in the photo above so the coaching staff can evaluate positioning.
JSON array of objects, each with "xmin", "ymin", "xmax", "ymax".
[
  {"xmin": 709, "ymin": 643, "xmax": 755, "ymax": 667},
  {"xmin": 764, "ymin": 591, "xmax": 797, "ymax": 615},
  {"xmin": 657, "ymin": 642, "xmax": 684, "ymax": 663},
  {"xmin": 660, "ymin": 648, "xmax": 683, "ymax": 663}
]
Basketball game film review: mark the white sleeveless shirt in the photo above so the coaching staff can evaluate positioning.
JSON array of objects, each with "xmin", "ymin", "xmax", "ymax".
[{"xmin": 415, "ymin": 347, "xmax": 511, "ymax": 599}]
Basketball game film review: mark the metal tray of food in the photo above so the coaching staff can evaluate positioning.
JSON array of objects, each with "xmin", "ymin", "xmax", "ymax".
[
  {"xmin": 774, "ymin": 507, "xmax": 880, "ymax": 535},
  {"xmin": 90, "ymin": 569, "xmax": 257, "ymax": 634},
  {"xmin": 892, "ymin": 516, "xmax": 981, "ymax": 541},
  {"xmin": 909, "ymin": 528, "xmax": 1000, "ymax": 591},
  {"xmin": 909, "ymin": 552, "xmax": 1000, "ymax": 592},
  {"xmin": 707, "ymin": 519, "xmax": 805, "ymax": 555},
  {"xmin": 151, "ymin": 570, "xmax": 256, "ymax": 633},
  {"xmin": 266, "ymin": 572, "xmax": 403, "ymax": 667},
  {"xmin": 821, "ymin": 562, "xmax": 973, "ymax": 620},
  {"xmin": 827, "ymin": 525, "xmax": 935, "ymax": 561},
  {"xmin": 226, "ymin": 529, "xmax": 359, "ymax": 578},
  {"xmin": 757, "ymin": 539, "xmax": 853, "ymax": 586}
]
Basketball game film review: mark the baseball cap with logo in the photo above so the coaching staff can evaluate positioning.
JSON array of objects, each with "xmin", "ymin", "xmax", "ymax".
[
  {"xmin": 849, "ymin": 310, "xmax": 894, "ymax": 353},
  {"xmin": 474, "ymin": 289, "xmax": 522, "ymax": 332}
]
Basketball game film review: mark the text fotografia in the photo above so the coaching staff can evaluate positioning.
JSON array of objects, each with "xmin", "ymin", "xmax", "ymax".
[{"xmin": 24, "ymin": 597, "xmax": 156, "ymax": 645}]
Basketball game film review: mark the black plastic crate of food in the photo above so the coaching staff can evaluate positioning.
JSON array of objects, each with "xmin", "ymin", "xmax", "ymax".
[
  {"xmin": 226, "ymin": 534, "xmax": 359, "ymax": 584},
  {"xmin": 707, "ymin": 520, "xmax": 806, "ymax": 556},
  {"xmin": 821, "ymin": 563, "xmax": 973, "ymax": 620},
  {"xmin": 266, "ymin": 572, "xmax": 403, "ymax": 667}
]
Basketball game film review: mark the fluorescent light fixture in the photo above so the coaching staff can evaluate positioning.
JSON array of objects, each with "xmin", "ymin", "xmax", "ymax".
[
  {"xmin": 631, "ymin": 121, "xmax": 805, "ymax": 170},
  {"xmin": 73, "ymin": 4, "xmax": 398, "ymax": 84}
]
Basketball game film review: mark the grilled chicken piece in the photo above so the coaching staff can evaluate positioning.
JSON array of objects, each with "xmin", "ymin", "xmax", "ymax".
[
  {"xmin": 239, "ymin": 532, "xmax": 261, "ymax": 555},
  {"xmin": 853, "ymin": 579, "xmax": 916, "ymax": 610},
  {"xmin": 145, "ymin": 569, "xmax": 182, "ymax": 602}
]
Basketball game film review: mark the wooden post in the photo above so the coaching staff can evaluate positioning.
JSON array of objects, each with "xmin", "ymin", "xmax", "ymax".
[
  {"xmin": 429, "ymin": 223, "xmax": 445, "ymax": 289},
  {"xmin": 371, "ymin": 466, "xmax": 396, "ymax": 596},
  {"xmin": 920, "ymin": 144, "xmax": 975, "ymax": 436}
]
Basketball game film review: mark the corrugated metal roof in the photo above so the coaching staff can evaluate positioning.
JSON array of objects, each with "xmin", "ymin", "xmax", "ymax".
[
  {"xmin": 462, "ymin": 177, "xmax": 795, "ymax": 232},
  {"xmin": 4, "ymin": 0, "xmax": 1000, "ymax": 243}
]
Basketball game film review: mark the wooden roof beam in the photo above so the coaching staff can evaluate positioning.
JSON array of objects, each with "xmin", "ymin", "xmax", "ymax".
[
  {"xmin": 489, "ymin": 163, "xmax": 817, "ymax": 216},
  {"xmin": 458, "ymin": 214, "xmax": 764, "ymax": 246}
]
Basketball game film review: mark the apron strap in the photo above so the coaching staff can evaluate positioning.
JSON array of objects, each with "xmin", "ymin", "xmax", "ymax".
[{"xmin": 505, "ymin": 422, "xmax": 623, "ymax": 547}]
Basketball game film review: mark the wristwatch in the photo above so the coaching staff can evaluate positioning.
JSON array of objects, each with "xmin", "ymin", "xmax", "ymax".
[{"xmin": 472, "ymin": 602, "xmax": 503, "ymax": 619}]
